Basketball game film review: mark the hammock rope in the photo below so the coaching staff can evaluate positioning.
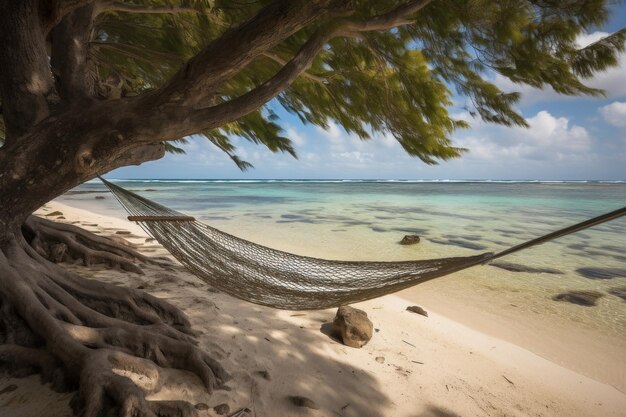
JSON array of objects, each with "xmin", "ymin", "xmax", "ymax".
[{"xmin": 99, "ymin": 177, "xmax": 626, "ymax": 310}]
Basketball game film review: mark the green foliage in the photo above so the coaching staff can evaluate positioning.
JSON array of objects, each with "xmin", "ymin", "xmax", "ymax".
[{"xmin": 3, "ymin": 1, "xmax": 624, "ymax": 165}]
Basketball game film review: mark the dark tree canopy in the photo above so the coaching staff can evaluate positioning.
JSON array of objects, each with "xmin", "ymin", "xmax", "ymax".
[
  {"xmin": 1, "ymin": 0, "xmax": 624, "ymax": 169},
  {"xmin": 0, "ymin": 2, "xmax": 625, "ymax": 417}
]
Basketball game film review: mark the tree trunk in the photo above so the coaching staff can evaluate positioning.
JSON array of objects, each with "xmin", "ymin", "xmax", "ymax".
[
  {"xmin": 0, "ymin": 1, "xmax": 341, "ymax": 414},
  {"xmin": 0, "ymin": 6, "xmax": 226, "ymax": 410}
]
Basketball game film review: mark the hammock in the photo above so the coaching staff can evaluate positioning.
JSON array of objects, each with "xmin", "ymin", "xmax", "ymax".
[{"xmin": 99, "ymin": 177, "xmax": 626, "ymax": 310}]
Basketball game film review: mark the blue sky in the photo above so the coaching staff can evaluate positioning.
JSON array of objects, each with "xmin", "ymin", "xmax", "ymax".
[{"xmin": 113, "ymin": 7, "xmax": 626, "ymax": 180}]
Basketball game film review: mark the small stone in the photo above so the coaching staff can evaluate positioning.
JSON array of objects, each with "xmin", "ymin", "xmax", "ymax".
[
  {"xmin": 115, "ymin": 230, "xmax": 131, "ymax": 235},
  {"xmin": 552, "ymin": 290, "xmax": 603, "ymax": 307},
  {"xmin": 95, "ymin": 196, "xmax": 105, "ymax": 200},
  {"xmin": 255, "ymin": 370, "xmax": 271, "ymax": 380},
  {"xmin": 375, "ymin": 356, "xmax": 385, "ymax": 364},
  {"xmin": 399, "ymin": 235, "xmax": 420, "ymax": 245},
  {"xmin": 213, "ymin": 403, "xmax": 230, "ymax": 415},
  {"xmin": 406, "ymin": 305, "xmax": 428, "ymax": 317},
  {"xmin": 331, "ymin": 306, "xmax": 373, "ymax": 348},
  {"xmin": 194, "ymin": 403, "xmax": 209, "ymax": 411},
  {"xmin": 289, "ymin": 396, "xmax": 320, "ymax": 410}
]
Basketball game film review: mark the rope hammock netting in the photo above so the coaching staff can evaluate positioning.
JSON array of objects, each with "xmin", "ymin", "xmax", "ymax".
[{"xmin": 99, "ymin": 177, "xmax": 626, "ymax": 310}]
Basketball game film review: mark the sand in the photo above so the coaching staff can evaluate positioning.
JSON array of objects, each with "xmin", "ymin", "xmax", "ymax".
[{"xmin": 1, "ymin": 201, "xmax": 625, "ymax": 417}]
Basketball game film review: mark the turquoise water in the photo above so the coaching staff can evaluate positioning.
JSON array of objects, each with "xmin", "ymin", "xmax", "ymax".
[{"xmin": 62, "ymin": 180, "xmax": 626, "ymax": 339}]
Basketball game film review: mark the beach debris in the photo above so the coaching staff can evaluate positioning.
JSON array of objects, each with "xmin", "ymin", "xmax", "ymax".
[
  {"xmin": 214, "ymin": 403, "xmax": 230, "ymax": 415},
  {"xmin": 331, "ymin": 306, "xmax": 373, "ymax": 348},
  {"xmin": 399, "ymin": 235, "xmax": 421, "ymax": 245},
  {"xmin": 255, "ymin": 370, "xmax": 271, "ymax": 380},
  {"xmin": 375, "ymin": 356, "xmax": 385, "ymax": 363},
  {"xmin": 503, "ymin": 375, "xmax": 515, "ymax": 385},
  {"xmin": 402, "ymin": 339, "xmax": 416, "ymax": 348},
  {"xmin": 195, "ymin": 403, "xmax": 209, "ymax": 410},
  {"xmin": 406, "ymin": 305, "xmax": 428, "ymax": 317},
  {"xmin": 411, "ymin": 360, "xmax": 424, "ymax": 364},
  {"xmin": 115, "ymin": 230, "xmax": 131, "ymax": 235},
  {"xmin": 608, "ymin": 286, "xmax": 626, "ymax": 301},
  {"xmin": 289, "ymin": 395, "xmax": 320, "ymax": 410},
  {"xmin": 95, "ymin": 196, "xmax": 105, "ymax": 200},
  {"xmin": 45, "ymin": 211, "xmax": 63, "ymax": 216},
  {"xmin": 228, "ymin": 407, "xmax": 252, "ymax": 417},
  {"xmin": 0, "ymin": 384, "xmax": 18, "ymax": 395},
  {"xmin": 552, "ymin": 290, "xmax": 604, "ymax": 306}
]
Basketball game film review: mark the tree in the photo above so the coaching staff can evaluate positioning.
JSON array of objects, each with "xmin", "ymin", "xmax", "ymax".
[{"xmin": 0, "ymin": 0, "xmax": 624, "ymax": 415}]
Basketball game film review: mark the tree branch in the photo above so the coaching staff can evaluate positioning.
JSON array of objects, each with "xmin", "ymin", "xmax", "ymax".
[
  {"xmin": 39, "ymin": 0, "xmax": 95, "ymax": 34},
  {"xmin": 96, "ymin": 1, "xmax": 201, "ymax": 15},
  {"xmin": 153, "ymin": 0, "xmax": 336, "ymax": 106},
  {"xmin": 50, "ymin": 3, "xmax": 97, "ymax": 104},
  {"xmin": 157, "ymin": 0, "xmax": 436, "ymax": 136},
  {"xmin": 261, "ymin": 51, "xmax": 326, "ymax": 84},
  {"xmin": 106, "ymin": 143, "xmax": 165, "ymax": 172},
  {"xmin": 185, "ymin": 28, "xmax": 337, "ymax": 134},
  {"xmin": 339, "ymin": 0, "xmax": 433, "ymax": 35}
]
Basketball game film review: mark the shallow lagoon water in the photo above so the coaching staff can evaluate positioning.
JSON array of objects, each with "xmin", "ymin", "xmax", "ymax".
[{"xmin": 62, "ymin": 180, "xmax": 626, "ymax": 342}]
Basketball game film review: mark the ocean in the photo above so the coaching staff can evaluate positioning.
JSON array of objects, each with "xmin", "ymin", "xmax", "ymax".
[{"xmin": 61, "ymin": 179, "xmax": 626, "ymax": 344}]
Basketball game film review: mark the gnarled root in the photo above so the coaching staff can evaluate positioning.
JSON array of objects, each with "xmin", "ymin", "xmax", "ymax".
[
  {"xmin": 22, "ymin": 215, "xmax": 168, "ymax": 274},
  {"xmin": 0, "ymin": 229, "xmax": 229, "ymax": 417}
]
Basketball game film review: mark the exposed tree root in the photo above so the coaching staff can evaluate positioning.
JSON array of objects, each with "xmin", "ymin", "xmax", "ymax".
[
  {"xmin": 0, "ymin": 224, "xmax": 229, "ymax": 417},
  {"xmin": 23, "ymin": 215, "xmax": 169, "ymax": 274}
]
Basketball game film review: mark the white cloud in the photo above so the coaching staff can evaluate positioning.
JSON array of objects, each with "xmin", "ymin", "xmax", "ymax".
[
  {"xmin": 317, "ymin": 122, "xmax": 343, "ymax": 143},
  {"xmin": 599, "ymin": 101, "xmax": 626, "ymax": 127},
  {"xmin": 331, "ymin": 151, "xmax": 374, "ymax": 166},
  {"xmin": 286, "ymin": 127, "xmax": 307, "ymax": 146},
  {"xmin": 380, "ymin": 132, "xmax": 398, "ymax": 148},
  {"xmin": 576, "ymin": 31, "xmax": 609, "ymax": 48},
  {"xmin": 455, "ymin": 110, "xmax": 592, "ymax": 162}
]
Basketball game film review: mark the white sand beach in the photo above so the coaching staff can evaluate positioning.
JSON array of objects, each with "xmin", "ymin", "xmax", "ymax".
[{"xmin": 1, "ymin": 201, "xmax": 625, "ymax": 417}]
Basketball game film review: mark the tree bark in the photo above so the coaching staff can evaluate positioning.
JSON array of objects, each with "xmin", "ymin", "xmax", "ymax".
[
  {"xmin": 51, "ymin": 3, "xmax": 97, "ymax": 104},
  {"xmin": 0, "ymin": 0, "xmax": 54, "ymax": 141}
]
